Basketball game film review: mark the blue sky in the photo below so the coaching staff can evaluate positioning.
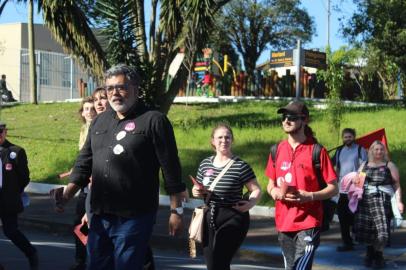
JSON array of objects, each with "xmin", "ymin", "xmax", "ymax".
[{"xmin": 0, "ymin": 0, "xmax": 356, "ymax": 64}]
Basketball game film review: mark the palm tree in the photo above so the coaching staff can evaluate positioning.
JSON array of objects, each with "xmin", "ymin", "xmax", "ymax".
[
  {"xmin": 0, "ymin": 0, "xmax": 40, "ymax": 104},
  {"xmin": 40, "ymin": 0, "xmax": 230, "ymax": 113}
]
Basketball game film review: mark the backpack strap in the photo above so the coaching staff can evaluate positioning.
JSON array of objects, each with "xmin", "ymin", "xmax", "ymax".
[
  {"xmin": 312, "ymin": 143, "xmax": 325, "ymax": 190},
  {"xmin": 270, "ymin": 143, "xmax": 279, "ymax": 168},
  {"xmin": 335, "ymin": 145, "xmax": 343, "ymax": 171}
]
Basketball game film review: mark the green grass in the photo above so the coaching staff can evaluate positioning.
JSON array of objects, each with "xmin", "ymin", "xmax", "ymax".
[{"xmin": 2, "ymin": 101, "xmax": 406, "ymax": 206}]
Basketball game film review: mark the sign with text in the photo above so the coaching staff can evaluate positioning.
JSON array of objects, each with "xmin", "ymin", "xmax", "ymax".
[
  {"xmin": 303, "ymin": 50, "xmax": 327, "ymax": 69},
  {"xmin": 270, "ymin": 50, "xmax": 294, "ymax": 67}
]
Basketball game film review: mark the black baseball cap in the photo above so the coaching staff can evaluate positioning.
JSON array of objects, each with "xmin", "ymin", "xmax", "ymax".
[{"xmin": 277, "ymin": 100, "xmax": 309, "ymax": 116}]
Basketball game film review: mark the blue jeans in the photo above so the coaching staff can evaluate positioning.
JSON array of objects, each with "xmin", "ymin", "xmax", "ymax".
[{"xmin": 87, "ymin": 212, "xmax": 156, "ymax": 270}]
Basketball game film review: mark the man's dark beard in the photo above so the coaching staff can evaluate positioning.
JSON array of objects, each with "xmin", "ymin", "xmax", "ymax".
[{"xmin": 344, "ymin": 140, "xmax": 354, "ymax": 146}]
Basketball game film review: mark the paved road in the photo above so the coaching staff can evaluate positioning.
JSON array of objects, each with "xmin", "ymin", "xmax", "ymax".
[{"xmin": 0, "ymin": 226, "xmax": 280, "ymax": 270}]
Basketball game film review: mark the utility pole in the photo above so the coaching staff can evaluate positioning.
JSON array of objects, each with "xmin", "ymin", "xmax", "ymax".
[
  {"xmin": 295, "ymin": 39, "xmax": 302, "ymax": 98},
  {"xmin": 327, "ymin": 0, "xmax": 331, "ymax": 48}
]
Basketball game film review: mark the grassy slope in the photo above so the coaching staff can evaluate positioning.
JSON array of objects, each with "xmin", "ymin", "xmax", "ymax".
[{"xmin": 2, "ymin": 102, "xmax": 405, "ymax": 206}]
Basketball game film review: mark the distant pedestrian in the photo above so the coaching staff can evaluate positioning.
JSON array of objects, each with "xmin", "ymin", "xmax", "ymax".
[
  {"xmin": 266, "ymin": 100, "xmax": 338, "ymax": 270},
  {"xmin": 353, "ymin": 140, "xmax": 403, "ymax": 268},
  {"xmin": 332, "ymin": 128, "xmax": 367, "ymax": 252},
  {"xmin": 192, "ymin": 123, "xmax": 261, "ymax": 270},
  {"xmin": 52, "ymin": 64, "xmax": 187, "ymax": 270},
  {"xmin": 70, "ymin": 96, "xmax": 96, "ymax": 270},
  {"xmin": 0, "ymin": 122, "xmax": 38, "ymax": 269},
  {"xmin": 0, "ymin": 74, "xmax": 17, "ymax": 102}
]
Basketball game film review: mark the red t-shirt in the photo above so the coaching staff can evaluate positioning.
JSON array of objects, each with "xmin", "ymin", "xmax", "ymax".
[{"xmin": 265, "ymin": 138, "xmax": 337, "ymax": 232}]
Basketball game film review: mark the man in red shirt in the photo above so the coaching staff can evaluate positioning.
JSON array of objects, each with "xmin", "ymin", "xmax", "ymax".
[{"xmin": 266, "ymin": 100, "xmax": 338, "ymax": 270}]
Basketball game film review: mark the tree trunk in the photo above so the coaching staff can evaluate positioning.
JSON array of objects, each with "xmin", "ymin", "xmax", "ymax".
[{"xmin": 28, "ymin": 0, "xmax": 38, "ymax": 104}]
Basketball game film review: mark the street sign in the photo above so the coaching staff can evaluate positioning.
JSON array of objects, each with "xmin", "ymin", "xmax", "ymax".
[
  {"xmin": 270, "ymin": 50, "xmax": 294, "ymax": 67},
  {"xmin": 303, "ymin": 50, "xmax": 327, "ymax": 69}
]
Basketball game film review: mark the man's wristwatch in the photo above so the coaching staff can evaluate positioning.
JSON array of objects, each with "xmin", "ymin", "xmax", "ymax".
[{"xmin": 170, "ymin": 206, "xmax": 184, "ymax": 216}]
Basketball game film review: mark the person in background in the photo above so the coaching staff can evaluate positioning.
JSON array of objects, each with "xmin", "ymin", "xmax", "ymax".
[
  {"xmin": 53, "ymin": 64, "xmax": 187, "ymax": 270},
  {"xmin": 266, "ymin": 100, "xmax": 338, "ymax": 270},
  {"xmin": 192, "ymin": 123, "xmax": 261, "ymax": 270},
  {"xmin": 0, "ymin": 122, "xmax": 38, "ymax": 269},
  {"xmin": 353, "ymin": 140, "xmax": 403, "ymax": 268},
  {"xmin": 332, "ymin": 128, "xmax": 367, "ymax": 252},
  {"xmin": 0, "ymin": 74, "xmax": 17, "ymax": 102},
  {"xmin": 70, "ymin": 96, "xmax": 96, "ymax": 270},
  {"xmin": 92, "ymin": 87, "xmax": 109, "ymax": 115}
]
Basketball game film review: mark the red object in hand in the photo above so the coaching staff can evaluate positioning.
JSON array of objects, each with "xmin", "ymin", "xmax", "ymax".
[
  {"xmin": 189, "ymin": 175, "xmax": 204, "ymax": 189},
  {"xmin": 74, "ymin": 224, "xmax": 88, "ymax": 245}
]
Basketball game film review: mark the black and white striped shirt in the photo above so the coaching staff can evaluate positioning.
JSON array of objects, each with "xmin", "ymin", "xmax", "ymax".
[{"xmin": 196, "ymin": 156, "xmax": 256, "ymax": 205}]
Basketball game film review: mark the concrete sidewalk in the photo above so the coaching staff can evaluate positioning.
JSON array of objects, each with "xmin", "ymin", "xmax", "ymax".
[{"xmin": 13, "ymin": 193, "xmax": 406, "ymax": 269}]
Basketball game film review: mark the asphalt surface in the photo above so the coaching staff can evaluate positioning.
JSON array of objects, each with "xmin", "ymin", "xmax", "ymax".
[{"xmin": 2, "ymin": 193, "xmax": 406, "ymax": 270}]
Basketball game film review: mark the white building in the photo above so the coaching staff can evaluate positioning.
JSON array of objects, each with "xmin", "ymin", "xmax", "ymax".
[{"xmin": 0, "ymin": 23, "xmax": 94, "ymax": 102}]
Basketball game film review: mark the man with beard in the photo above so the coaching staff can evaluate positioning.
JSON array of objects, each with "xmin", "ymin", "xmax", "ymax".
[
  {"xmin": 265, "ymin": 100, "xmax": 338, "ymax": 270},
  {"xmin": 53, "ymin": 64, "xmax": 187, "ymax": 270},
  {"xmin": 332, "ymin": 128, "xmax": 367, "ymax": 252}
]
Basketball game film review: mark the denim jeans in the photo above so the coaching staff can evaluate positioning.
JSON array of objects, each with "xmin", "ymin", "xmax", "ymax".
[{"xmin": 87, "ymin": 212, "xmax": 156, "ymax": 270}]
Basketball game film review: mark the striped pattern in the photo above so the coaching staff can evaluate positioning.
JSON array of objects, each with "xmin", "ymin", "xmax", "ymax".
[{"xmin": 196, "ymin": 156, "xmax": 256, "ymax": 205}]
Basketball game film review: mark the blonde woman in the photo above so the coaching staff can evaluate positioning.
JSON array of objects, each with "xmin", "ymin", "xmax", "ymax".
[{"xmin": 353, "ymin": 140, "xmax": 403, "ymax": 268}]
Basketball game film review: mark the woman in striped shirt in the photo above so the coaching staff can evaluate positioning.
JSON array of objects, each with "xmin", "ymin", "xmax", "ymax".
[{"xmin": 192, "ymin": 123, "xmax": 261, "ymax": 270}]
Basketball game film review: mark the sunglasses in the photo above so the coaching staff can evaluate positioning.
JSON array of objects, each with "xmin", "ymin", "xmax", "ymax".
[
  {"xmin": 281, "ymin": 114, "xmax": 304, "ymax": 122},
  {"xmin": 0, "ymin": 129, "xmax": 5, "ymax": 134}
]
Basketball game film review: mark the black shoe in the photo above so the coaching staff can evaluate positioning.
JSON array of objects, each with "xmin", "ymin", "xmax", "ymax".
[
  {"xmin": 28, "ymin": 252, "xmax": 39, "ymax": 270},
  {"xmin": 364, "ymin": 246, "xmax": 374, "ymax": 267},
  {"xmin": 336, "ymin": 245, "xmax": 354, "ymax": 252},
  {"xmin": 373, "ymin": 251, "xmax": 385, "ymax": 269},
  {"xmin": 69, "ymin": 262, "xmax": 87, "ymax": 270}
]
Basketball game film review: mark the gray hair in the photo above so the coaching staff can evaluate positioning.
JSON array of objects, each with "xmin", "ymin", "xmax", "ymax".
[{"xmin": 104, "ymin": 64, "xmax": 140, "ymax": 87}]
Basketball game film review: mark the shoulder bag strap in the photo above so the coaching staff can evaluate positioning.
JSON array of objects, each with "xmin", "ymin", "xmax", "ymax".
[{"xmin": 208, "ymin": 158, "xmax": 235, "ymax": 192}]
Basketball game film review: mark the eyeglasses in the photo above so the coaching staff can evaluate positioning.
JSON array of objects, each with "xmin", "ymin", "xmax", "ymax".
[
  {"xmin": 0, "ymin": 129, "xmax": 5, "ymax": 134},
  {"xmin": 105, "ymin": 84, "xmax": 130, "ymax": 95},
  {"xmin": 281, "ymin": 114, "xmax": 304, "ymax": 122}
]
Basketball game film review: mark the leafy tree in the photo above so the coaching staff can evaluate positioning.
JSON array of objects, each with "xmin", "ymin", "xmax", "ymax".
[
  {"xmin": 343, "ymin": 0, "xmax": 406, "ymax": 74},
  {"xmin": 0, "ymin": 0, "xmax": 40, "ymax": 104},
  {"xmin": 40, "ymin": 0, "xmax": 230, "ymax": 113},
  {"xmin": 216, "ymin": 0, "xmax": 314, "ymax": 78},
  {"xmin": 317, "ymin": 47, "xmax": 347, "ymax": 142}
]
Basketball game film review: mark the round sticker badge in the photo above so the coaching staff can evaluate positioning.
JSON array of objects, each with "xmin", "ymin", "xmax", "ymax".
[
  {"xmin": 203, "ymin": 177, "xmax": 211, "ymax": 186},
  {"xmin": 9, "ymin": 152, "xmax": 17, "ymax": 159},
  {"xmin": 113, "ymin": 144, "xmax": 124, "ymax": 155},
  {"xmin": 116, "ymin": 131, "xmax": 127, "ymax": 141},
  {"xmin": 124, "ymin": 121, "xmax": 136, "ymax": 131}
]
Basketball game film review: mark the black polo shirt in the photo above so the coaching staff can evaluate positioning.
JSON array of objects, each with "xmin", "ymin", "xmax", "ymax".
[{"xmin": 69, "ymin": 104, "xmax": 185, "ymax": 217}]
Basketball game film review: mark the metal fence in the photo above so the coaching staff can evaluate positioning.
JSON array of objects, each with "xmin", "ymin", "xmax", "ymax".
[{"xmin": 20, "ymin": 49, "xmax": 95, "ymax": 102}]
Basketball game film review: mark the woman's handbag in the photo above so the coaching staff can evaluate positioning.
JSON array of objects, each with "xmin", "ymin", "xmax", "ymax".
[
  {"xmin": 188, "ymin": 158, "xmax": 235, "ymax": 257},
  {"xmin": 188, "ymin": 205, "xmax": 206, "ymax": 243}
]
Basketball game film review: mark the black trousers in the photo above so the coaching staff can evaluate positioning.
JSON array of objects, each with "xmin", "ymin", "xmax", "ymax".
[
  {"xmin": 73, "ymin": 191, "xmax": 87, "ymax": 264},
  {"xmin": 1, "ymin": 213, "xmax": 36, "ymax": 257},
  {"xmin": 337, "ymin": 194, "xmax": 354, "ymax": 246},
  {"xmin": 203, "ymin": 206, "xmax": 250, "ymax": 270}
]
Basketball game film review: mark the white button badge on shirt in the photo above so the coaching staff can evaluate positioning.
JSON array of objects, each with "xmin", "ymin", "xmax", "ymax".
[
  {"xmin": 9, "ymin": 152, "xmax": 17, "ymax": 159},
  {"xmin": 116, "ymin": 131, "xmax": 126, "ymax": 141},
  {"xmin": 113, "ymin": 144, "xmax": 124, "ymax": 155},
  {"xmin": 203, "ymin": 177, "xmax": 210, "ymax": 186}
]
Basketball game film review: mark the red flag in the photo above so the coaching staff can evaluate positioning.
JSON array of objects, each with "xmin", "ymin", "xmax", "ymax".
[{"xmin": 355, "ymin": 128, "xmax": 388, "ymax": 151}]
